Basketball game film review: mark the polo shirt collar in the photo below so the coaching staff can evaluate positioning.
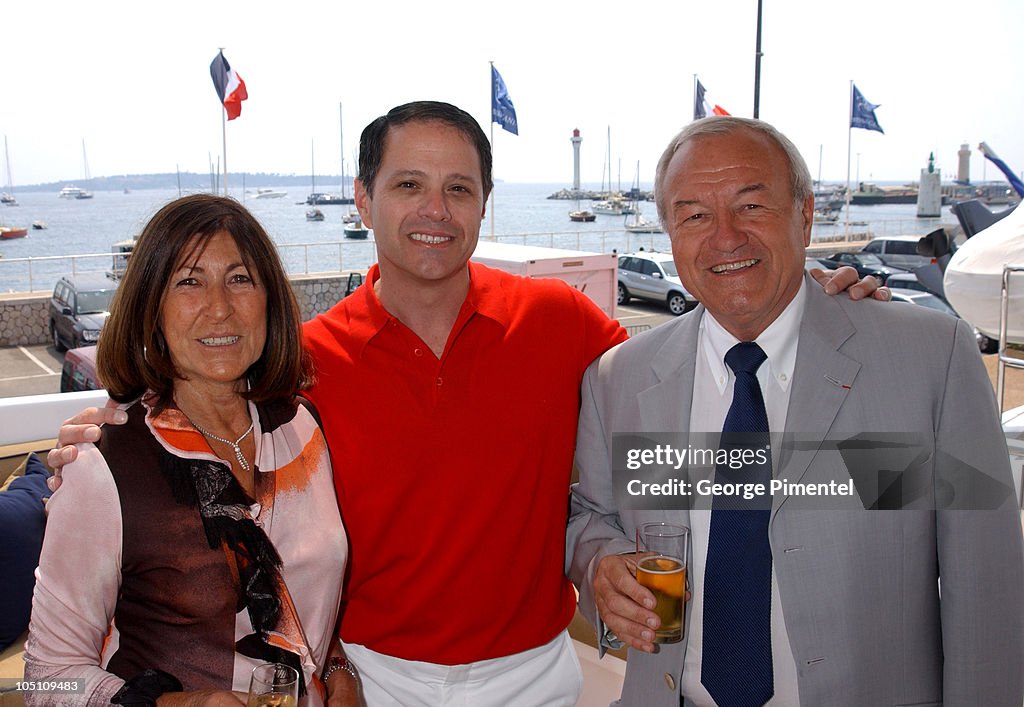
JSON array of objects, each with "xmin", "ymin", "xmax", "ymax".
[{"xmin": 349, "ymin": 261, "xmax": 512, "ymax": 358}]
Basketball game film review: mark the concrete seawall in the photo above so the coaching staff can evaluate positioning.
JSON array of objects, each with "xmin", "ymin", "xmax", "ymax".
[{"xmin": 0, "ymin": 271, "xmax": 364, "ymax": 348}]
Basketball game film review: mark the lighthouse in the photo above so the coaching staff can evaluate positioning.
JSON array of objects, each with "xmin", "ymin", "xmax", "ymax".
[{"xmin": 571, "ymin": 129, "xmax": 582, "ymax": 192}]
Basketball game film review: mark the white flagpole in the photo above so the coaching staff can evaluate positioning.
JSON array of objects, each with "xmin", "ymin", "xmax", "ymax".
[
  {"xmin": 221, "ymin": 108, "xmax": 228, "ymax": 196},
  {"xmin": 219, "ymin": 47, "xmax": 229, "ymax": 197},
  {"xmin": 844, "ymin": 79, "xmax": 853, "ymax": 241},
  {"xmin": 489, "ymin": 60, "xmax": 496, "ymax": 241}
]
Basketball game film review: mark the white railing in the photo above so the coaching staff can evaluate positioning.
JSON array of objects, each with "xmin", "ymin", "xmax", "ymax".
[
  {"xmin": 1, "ymin": 220, "xmax": 955, "ymax": 294},
  {"xmin": 0, "ymin": 390, "xmax": 108, "ymax": 446}
]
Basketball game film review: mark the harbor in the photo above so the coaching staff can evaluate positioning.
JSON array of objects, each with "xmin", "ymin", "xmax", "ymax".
[{"xmin": 0, "ymin": 182, "xmax": 968, "ymax": 295}]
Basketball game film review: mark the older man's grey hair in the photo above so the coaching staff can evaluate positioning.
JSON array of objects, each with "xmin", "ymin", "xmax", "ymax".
[{"xmin": 653, "ymin": 116, "xmax": 813, "ymax": 226}]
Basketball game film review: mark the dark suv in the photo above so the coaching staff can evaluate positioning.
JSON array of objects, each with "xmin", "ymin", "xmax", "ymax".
[{"xmin": 48, "ymin": 274, "xmax": 118, "ymax": 351}]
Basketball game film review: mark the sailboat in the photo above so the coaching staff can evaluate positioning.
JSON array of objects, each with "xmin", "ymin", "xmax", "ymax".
[
  {"xmin": 61, "ymin": 140, "xmax": 94, "ymax": 199},
  {"xmin": 0, "ymin": 137, "xmax": 27, "ymax": 237},
  {"xmin": 306, "ymin": 140, "xmax": 326, "ymax": 220},
  {"xmin": 624, "ymin": 161, "xmax": 663, "ymax": 233},
  {"xmin": 306, "ymin": 103, "xmax": 356, "ymax": 206},
  {"xmin": 2, "ymin": 136, "xmax": 17, "ymax": 206}
]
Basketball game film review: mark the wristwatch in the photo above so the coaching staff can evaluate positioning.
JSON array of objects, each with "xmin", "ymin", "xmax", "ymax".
[{"xmin": 322, "ymin": 654, "xmax": 359, "ymax": 683}]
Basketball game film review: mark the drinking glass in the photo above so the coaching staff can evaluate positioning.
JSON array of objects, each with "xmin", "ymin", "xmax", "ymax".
[
  {"xmin": 636, "ymin": 522, "xmax": 689, "ymax": 643},
  {"xmin": 247, "ymin": 663, "xmax": 299, "ymax": 707}
]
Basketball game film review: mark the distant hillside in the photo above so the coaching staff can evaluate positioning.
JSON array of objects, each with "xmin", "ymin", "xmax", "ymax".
[{"xmin": 11, "ymin": 172, "xmax": 354, "ymax": 193}]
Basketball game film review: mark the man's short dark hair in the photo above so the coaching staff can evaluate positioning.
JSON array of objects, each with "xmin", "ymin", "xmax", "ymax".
[{"xmin": 357, "ymin": 101, "xmax": 493, "ymax": 199}]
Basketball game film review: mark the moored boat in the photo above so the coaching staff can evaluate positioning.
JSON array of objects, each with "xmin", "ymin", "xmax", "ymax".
[
  {"xmin": 253, "ymin": 188, "xmax": 287, "ymax": 199},
  {"xmin": 59, "ymin": 185, "xmax": 92, "ymax": 199},
  {"xmin": 851, "ymin": 182, "xmax": 918, "ymax": 205},
  {"xmin": 569, "ymin": 209, "xmax": 596, "ymax": 222},
  {"xmin": 307, "ymin": 192, "xmax": 354, "ymax": 205},
  {"xmin": 0, "ymin": 226, "xmax": 28, "ymax": 239},
  {"xmin": 306, "ymin": 208, "xmax": 325, "ymax": 221},
  {"xmin": 343, "ymin": 217, "xmax": 369, "ymax": 239}
]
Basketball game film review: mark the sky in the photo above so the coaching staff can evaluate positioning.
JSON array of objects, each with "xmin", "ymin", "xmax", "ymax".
[{"xmin": 4, "ymin": 0, "xmax": 1023, "ymax": 188}]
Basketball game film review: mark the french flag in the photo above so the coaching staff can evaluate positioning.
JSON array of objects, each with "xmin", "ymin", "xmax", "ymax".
[
  {"xmin": 694, "ymin": 79, "xmax": 731, "ymax": 121},
  {"xmin": 210, "ymin": 51, "xmax": 248, "ymax": 120}
]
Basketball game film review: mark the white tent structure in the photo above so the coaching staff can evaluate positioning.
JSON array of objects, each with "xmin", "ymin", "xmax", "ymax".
[{"xmin": 945, "ymin": 204, "xmax": 1024, "ymax": 342}]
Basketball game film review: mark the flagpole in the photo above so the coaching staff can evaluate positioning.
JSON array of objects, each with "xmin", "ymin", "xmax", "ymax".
[
  {"xmin": 489, "ymin": 60, "xmax": 496, "ymax": 241},
  {"xmin": 753, "ymin": 0, "xmax": 763, "ymax": 119},
  {"xmin": 219, "ymin": 46, "xmax": 229, "ymax": 197},
  {"xmin": 844, "ymin": 79, "xmax": 853, "ymax": 241},
  {"xmin": 693, "ymin": 74, "xmax": 697, "ymax": 121}
]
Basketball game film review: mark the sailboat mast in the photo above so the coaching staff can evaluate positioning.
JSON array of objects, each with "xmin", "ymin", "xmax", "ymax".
[
  {"xmin": 311, "ymin": 139, "xmax": 316, "ymax": 194},
  {"xmin": 607, "ymin": 126, "xmax": 611, "ymax": 197},
  {"xmin": 82, "ymin": 139, "xmax": 90, "ymax": 182},
  {"xmin": 339, "ymin": 102, "xmax": 347, "ymax": 200},
  {"xmin": 4, "ymin": 136, "xmax": 13, "ymax": 193}
]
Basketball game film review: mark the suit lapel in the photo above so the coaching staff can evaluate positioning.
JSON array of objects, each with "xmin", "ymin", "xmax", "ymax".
[
  {"xmin": 638, "ymin": 308, "xmax": 703, "ymax": 437},
  {"xmin": 772, "ymin": 278, "xmax": 861, "ymax": 520}
]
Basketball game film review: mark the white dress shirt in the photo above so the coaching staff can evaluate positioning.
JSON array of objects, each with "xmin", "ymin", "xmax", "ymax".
[{"xmin": 681, "ymin": 279, "xmax": 807, "ymax": 706}]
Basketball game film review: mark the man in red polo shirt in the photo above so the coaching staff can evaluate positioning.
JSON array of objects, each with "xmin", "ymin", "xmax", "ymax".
[
  {"xmin": 50, "ymin": 102, "xmax": 880, "ymax": 705},
  {"xmin": 300, "ymin": 102, "xmax": 627, "ymax": 704}
]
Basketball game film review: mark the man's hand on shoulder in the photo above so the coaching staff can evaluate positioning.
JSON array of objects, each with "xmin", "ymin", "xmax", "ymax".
[
  {"xmin": 46, "ymin": 405, "xmax": 127, "ymax": 491},
  {"xmin": 811, "ymin": 265, "xmax": 891, "ymax": 301}
]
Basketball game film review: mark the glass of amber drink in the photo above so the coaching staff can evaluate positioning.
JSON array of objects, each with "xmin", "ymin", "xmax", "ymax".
[
  {"xmin": 636, "ymin": 522, "xmax": 689, "ymax": 644},
  {"xmin": 247, "ymin": 663, "xmax": 299, "ymax": 707}
]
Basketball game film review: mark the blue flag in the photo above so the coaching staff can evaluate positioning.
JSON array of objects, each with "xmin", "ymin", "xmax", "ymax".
[
  {"xmin": 694, "ymin": 80, "xmax": 708, "ymax": 120},
  {"xmin": 979, "ymin": 142, "xmax": 1024, "ymax": 197},
  {"xmin": 491, "ymin": 65, "xmax": 518, "ymax": 135},
  {"xmin": 850, "ymin": 84, "xmax": 883, "ymax": 133}
]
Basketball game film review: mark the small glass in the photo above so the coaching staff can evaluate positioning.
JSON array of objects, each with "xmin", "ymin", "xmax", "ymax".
[
  {"xmin": 247, "ymin": 663, "xmax": 299, "ymax": 707},
  {"xmin": 636, "ymin": 522, "xmax": 689, "ymax": 643}
]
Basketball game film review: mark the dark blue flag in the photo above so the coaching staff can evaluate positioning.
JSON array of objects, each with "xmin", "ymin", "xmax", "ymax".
[
  {"xmin": 694, "ymin": 80, "xmax": 708, "ymax": 120},
  {"xmin": 491, "ymin": 65, "xmax": 518, "ymax": 135},
  {"xmin": 979, "ymin": 142, "xmax": 1024, "ymax": 197},
  {"xmin": 850, "ymin": 84, "xmax": 883, "ymax": 133}
]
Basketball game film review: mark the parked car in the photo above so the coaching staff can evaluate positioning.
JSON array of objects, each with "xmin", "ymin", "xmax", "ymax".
[
  {"xmin": 860, "ymin": 236, "xmax": 936, "ymax": 271},
  {"xmin": 48, "ymin": 274, "xmax": 118, "ymax": 352},
  {"xmin": 885, "ymin": 272, "xmax": 996, "ymax": 352},
  {"xmin": 60, "ymin": 345, "xmax": 103, "ymax": 392},
  {"xmin": 888, "ymin": 287, "xmax": 958, "ymax": 317},
  {"xmin": 617, "ymin": 251, "xmax": 697, "ymax": 315},
  {"xmin": 816, "ymin": 252, "xmax": 907, "ymax": 284}
]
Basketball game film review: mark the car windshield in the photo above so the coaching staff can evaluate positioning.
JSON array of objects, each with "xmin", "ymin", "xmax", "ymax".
[
  {"xmin": 853, "ymin": 253, "xmax": 885, "ymax": 267},
  {"xmin": 76, "ymin": 290, "xmax": 114, "ymax": 314},
  {"xmin": 911, "ymin": 294, "xmax": 956, "ymax": 316},
  {"xmin": 658, "ymin": 259, "xmax": 679, "ymax": 277}
]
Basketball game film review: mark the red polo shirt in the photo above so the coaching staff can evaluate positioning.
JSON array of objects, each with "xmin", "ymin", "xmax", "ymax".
[{"xmin": 302, "ymin": 262, "xmax": 626, "ymax": 664}]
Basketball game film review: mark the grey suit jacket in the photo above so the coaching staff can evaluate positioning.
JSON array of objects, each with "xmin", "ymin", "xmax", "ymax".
[{"xmin": 567, "ymin": 273, "xmax": 1024, "ymax": 706}]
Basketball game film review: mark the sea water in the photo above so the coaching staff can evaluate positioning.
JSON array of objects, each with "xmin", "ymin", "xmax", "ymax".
[{"xmin": 0, "ymin": 184, "xmax": 958, "ymax": 294}]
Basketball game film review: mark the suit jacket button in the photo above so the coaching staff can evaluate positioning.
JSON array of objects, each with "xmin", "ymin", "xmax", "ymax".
[{"xmin": 663, "ymin": 673, "xmax": 676, "ymax": 690}]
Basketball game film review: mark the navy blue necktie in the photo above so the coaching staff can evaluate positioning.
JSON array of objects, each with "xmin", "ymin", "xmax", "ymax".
[{"xmin": 701, "ymin": 342, "xmax": 774, "ymax": 707}]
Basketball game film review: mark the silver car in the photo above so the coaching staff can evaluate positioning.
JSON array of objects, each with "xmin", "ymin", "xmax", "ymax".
[{"xmin": 617, "ymin": 251, "xmax": 697, "ymax": 315}]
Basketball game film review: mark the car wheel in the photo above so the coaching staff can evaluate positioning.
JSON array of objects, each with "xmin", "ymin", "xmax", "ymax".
[
  {"xmin": 51, "ymin": 322, "xmax": 66, "ymax": 352},
  {"xmin": 977, "ymin": 332, "xmax": 999, "ymax": 354},
  {"xmin": 617, "ymin": 282, "xmax": 630, "ymax": 305},
  {"xmin": 667, "ymin": 292, "xmax": 687, "ymax": 316}
]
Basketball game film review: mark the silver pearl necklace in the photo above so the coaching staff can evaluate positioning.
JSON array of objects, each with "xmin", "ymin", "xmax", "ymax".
[{"xmin": 190, "ymin": 418, "xmax": 255, "ymax": 473}]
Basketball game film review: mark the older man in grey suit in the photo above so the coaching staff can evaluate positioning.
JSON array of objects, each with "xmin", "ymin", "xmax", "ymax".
[{"xmin": 567, "ymin": 117, "xmax": 1024, "ymax": 706}]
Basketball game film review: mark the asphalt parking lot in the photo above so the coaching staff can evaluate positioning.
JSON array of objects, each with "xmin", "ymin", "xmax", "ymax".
[
  {"xmin": 0, "ymin": 343, "xmax": 65, "ymax": 398},
  {"xmin": 0, "ymin": 303, "xmax": 677, "ymax": 401}
]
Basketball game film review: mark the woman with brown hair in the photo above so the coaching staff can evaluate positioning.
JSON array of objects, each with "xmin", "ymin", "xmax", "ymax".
[{"xmin": 25, "ymin": 195, "xmax": 359, "ymax": 706}]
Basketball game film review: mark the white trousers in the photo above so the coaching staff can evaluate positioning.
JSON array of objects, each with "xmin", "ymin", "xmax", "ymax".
[{"xmin": 343, "ymin": 630, "xmax": 583, "ymax": 707}]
